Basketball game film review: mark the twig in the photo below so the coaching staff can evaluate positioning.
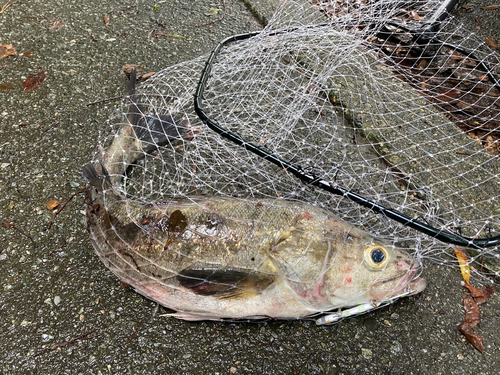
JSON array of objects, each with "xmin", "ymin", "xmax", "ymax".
[
  {"xmin": 148, "ymin": 18, "xmax": 187, "ymax": 39},
  {"xmin": 86, "ymin": 95, "xmax": 123, "ymax": 107},
  {"xmin": 182, "ymin": 0, "xmax": 227, "ymax": 27},
  {"xmin": 155, "ymin": 33, "xmax": 187, "ymax": 39},
  {"xmin": 2, "ymin": 220, "xmax": 37, "ymax": 248},
  {"xmin": 124, "ymin": 319, "xmax": 145, "ymax": 346},
  {"xmin": 0, "ymin": 0, "xmax": 18, "ymax": 14},
  {"xmin": 47, "ymin": 188, "xmax": 85, "ymax": 229},
  {"xmin": 33, "ymin": 330, "xmax": 100, "ymax": 357}
]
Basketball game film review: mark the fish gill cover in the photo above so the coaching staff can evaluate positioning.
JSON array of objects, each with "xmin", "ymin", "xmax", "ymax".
[{"xmin": 85, "ymin": 0, "xmax": 500, "ymax": 322}]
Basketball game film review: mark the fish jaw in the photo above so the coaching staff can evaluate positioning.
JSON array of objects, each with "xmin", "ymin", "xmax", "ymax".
[{"xmin": 369, "ymin": 267, "xmax": 427, "ymax": 302}]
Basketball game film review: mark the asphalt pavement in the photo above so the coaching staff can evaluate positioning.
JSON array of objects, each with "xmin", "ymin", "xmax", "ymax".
[{"xmin": 0, "ymin": 0, "xmax": 499, "ymax": 374}]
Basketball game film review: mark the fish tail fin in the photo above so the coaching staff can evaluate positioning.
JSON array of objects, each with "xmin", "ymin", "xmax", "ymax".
[
  {"xmin": 126, "ymin": 68, "xmax": 146, "ymax": 129},
  {"xmin": 134, "ymin": 113, "xmax": 188, "ymax": 154},
  {"xmin": 126, "ymin": 68, "xmax": 188, "ymax": 154},
  {"xmin": 82, "ymin": 163, "xmax": 112, "ymax": 191}
]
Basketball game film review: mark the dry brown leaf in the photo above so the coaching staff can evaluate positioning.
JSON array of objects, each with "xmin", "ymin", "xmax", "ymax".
[
  {"xmin": 46, "ymin": 199, "xmax": 59, "ymax": 210},
  {"xmin": 48, "ymin": 20, "xmax": 67, "ymax": 31},
  {"xmin": 480, "ymin": 5, "xmax": 499, "ymax": 10},
  {"xmin": 410, "ymin": 10, "xmax": 424, "ymax": 21},
  {"xmin": 473, "ymin": 285, "xmax": 495, "ymax": 304},
  {"xmin": 485, "ymin": 38, "xmax": 499, "ymax": 49},
  {"xmin": 459, "ymin": 322, "xmax": 484, "ymax": 352},
  {"xmin": 463, "ymin": 283, "xmax": 495, "ymax": 303},
  {"xmin": 0, "ymin": 82, "xmax": 14, "ymax": 90},
  {"xmin": 449, "ymin": 50, "xmax": 466, "ymax": 61},
  {"xmin": 22, "ymin": 70, "xmax": 46, "ymax": 92},
  {"xmin": 123, "ymin": 64, "xmax": 155, "ymax": 82},
  {"xmin": 123, "ymin": 64, "xmax": 144, "ymax": 79},
  {"xmin": 459, "ymin": 283, "xmax": 495, "ymax": 352},
  {"xmin": 0, "ymin": 43, "xmax": 16, "ymax": 58},
  {"xmin": 142, "ymin": 71, "xmax": 155, "ymax": 80},
  {"xmin": 462, "ymin": 295, "xmax": 480, "ymax": 327},
  {"xmin": 437, "ymin": 89, "xmax": 462, "ymax": 103},
  {"xmin": 2, "ymin": 220, "xmax": 15, "ymax": 228}
]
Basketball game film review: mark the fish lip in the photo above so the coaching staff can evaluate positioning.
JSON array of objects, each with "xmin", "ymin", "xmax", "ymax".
[
  {"xmin": 392, "ymin": 267, "xmax": 427, "ymax": 297},
  {"xmin": 370, "ymin": 266, "xmax": 426, "ymax": 300},
  {"xmin": 405, "ymin": 275, "xmax": 427, "ymax": 296}
]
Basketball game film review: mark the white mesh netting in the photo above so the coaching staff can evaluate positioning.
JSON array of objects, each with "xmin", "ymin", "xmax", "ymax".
[{"xmin": 87, "ymin": 0, "xmax": 500, "ymax": 320}]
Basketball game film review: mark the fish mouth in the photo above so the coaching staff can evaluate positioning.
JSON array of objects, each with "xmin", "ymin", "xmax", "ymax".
[{"xmin": 370, "ymin": 267, "xmax": 427, "ymax": 301}]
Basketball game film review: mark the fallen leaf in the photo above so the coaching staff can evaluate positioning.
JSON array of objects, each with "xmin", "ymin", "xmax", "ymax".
[
  {"xmin": 205, "ymin": 7, "xmax": 221, "ymax": 16},
  {"xmin": 461, "ymin": 4, "xmax": 469, "ymax": 8},
  {"xmin": 46, "ymin": 199, "xmax": 59, "ymax": 210},
  {"xmin": 464, "ymin": 283, "xmax": 495, "ymax": 304},
  {"xmin": 450, "ymin": 50, "xmax": 463, "ymax": 60},
  {"xmin": 123, "ymin": 64, "xmax": 144, "ymax": 79},
  {"xmin": 438, "ymin": 89, "xmax": 462, "ymax": 102},
  {"xmin": 462, "ymin": 295, "xmax": 480, "ymax": 327},
  {"xmin": 459, "ymin": 282, "xmax": 495, "ymax": 352},
  {"xmin": 0, "ymin": 43, "xmax": 16, "ymax": 58},
  {"xmin": 476, "ymin": 286, "xmax": 495, "ymax": 304},
  {"xmin": 103, "ymin": 16, "xmax": 110, "ymax": 24},
  {"xmin": 480, "ymin": 5, "xmax": 499, "ymax": 10},
  {"xmin": 410, "ymin": 10, "xmax": 424, "ymax": 21},
  {"xmin": 0, "ymin": 82, "xmax": 14, "ymax": 90},
  {"xmin": 485, "ymin": 38, "xmax": 498, "ymax": 49},
  {"xmin": 454, "ymin": 248, "xmax": 470, "ymax": 284},
  {"xmin": 142, "ymin": 71, "xmax": 155, "ymax": 80},
  {"xmin": 456, "ymin": 101, "xmax": 472, "ymax": 110},
  {"xmin": 459, "ymin": 322, "xmax": 484, "ymax": 352},
  {"xmin": 2, "ymin": 220, "xmax": 15, "ymax": 228},
  {"xmin": 23, "ymin": 51, "xmax": 33, "ymax": 57},
  {"xmin": 22, "ymin": 70, "xmax": 46, "ymax": 92},
  {"xmin": 48, "ymin": 20, "xmax": 67, "ymax": 31}
]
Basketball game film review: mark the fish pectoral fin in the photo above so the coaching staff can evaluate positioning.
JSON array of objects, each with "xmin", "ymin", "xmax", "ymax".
[{"xmin": 177, "ymin": 268, "xmax": 275, "ymax": 300}]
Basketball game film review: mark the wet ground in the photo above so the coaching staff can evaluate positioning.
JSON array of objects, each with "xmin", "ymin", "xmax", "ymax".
[{"xmin": 0, "ymin": 0, "xmax": 499, "ymax": 374}]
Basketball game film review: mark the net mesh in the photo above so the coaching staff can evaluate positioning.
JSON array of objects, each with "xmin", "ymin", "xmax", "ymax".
[{"xmin": 93, "ymin": 0, "xmax": 500, "ymax": 296}]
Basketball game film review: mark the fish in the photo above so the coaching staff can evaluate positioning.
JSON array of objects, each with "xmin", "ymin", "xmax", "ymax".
[{"xmin": 82, "ymin": 70, "xmax": 426, "ymax": 322}]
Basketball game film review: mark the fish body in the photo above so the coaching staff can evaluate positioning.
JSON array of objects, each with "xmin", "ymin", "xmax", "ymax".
[
  {"xmin": 84, "ymin": 169, "xmax": 425, "ymax": 321},
  {"xmin": 83, "ymin": 71, "xmax": 425, "ymax": 321}
]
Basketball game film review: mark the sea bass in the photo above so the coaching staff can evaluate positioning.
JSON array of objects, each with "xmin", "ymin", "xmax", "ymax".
[{"xmin": 83, "ymin": 71, "xmax": 426, "ymax": 322}]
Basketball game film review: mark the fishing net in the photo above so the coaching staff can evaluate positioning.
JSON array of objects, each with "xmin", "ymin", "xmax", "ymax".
[{"xmin": 94, "ymin": 0, "xmax": 500, "ymax": 289}]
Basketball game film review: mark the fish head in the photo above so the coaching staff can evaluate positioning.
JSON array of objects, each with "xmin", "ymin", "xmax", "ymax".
[{"xmin": 322, "ymin": 224, "xmax": 426, "ymax": 307}]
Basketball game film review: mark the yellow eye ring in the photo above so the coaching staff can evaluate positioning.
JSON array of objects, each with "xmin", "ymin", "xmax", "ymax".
[{"xmin": 364, "ymin": 244, "xmax": 389, "ymax": 269}]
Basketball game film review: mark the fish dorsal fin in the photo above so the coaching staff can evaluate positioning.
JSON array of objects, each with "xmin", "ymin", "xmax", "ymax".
[{"xmin": 177, "ymin": 269, "xmax": 275, "ymax": 300}]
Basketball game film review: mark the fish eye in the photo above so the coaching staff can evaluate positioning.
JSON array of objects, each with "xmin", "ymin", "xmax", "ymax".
[{"xmin": 364, "ymin": 245, "xmax": 389, "ymax": 269}]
